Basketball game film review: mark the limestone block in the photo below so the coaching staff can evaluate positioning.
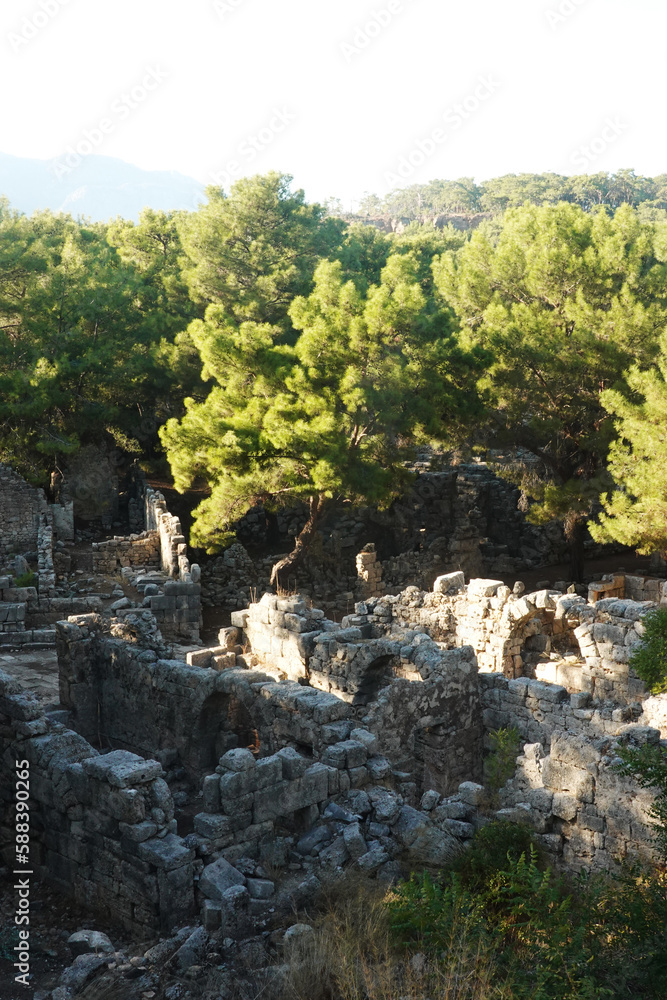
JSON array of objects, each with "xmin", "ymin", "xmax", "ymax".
[
  {"xmin": 202, "ymin": 774, "xmax": 220, "ymax": 812},
  {"xmin": 194, "ymin": 813, "xmax": 232, "ymax": 839},
  {"xmin": 350, "ymin": 728, "xmax": 379, "ymax": 755},
  {"xmin": 552, "ymin": 792, "xmax": 578, "ymax": 821},
  {"xmin": 199, "ymin": 857, "xmax": 246, "ymax": 901},
  {"xmin": 366, "ymin": 756, "xmax": 392, "ymax": 781},
  {"xmin": 82, "ymin": 750, "xmax": 162, "ymax": 788},
  {"xmin": 276, "ymin": 746, "xmax": 310, "ymax": 780},
  {"xmin": 541, "ymin": 759, "xmax": 594, "ymax": 802},
  {"xmin": 219, "ymin": 748, "xmax": 257, "ymax": 773},
  {"xmin": 468, "ymin": 579, "xmax": 504, "ymax": 598},
  {"xmin": 550, "ymin": 733, "xmax": 601, "ymax": 768},
  {"xmin": 433, "ymin": 571, "xmax": 465, "ymax": 595},
  {"xmin": 119, "ymin": 820, "xmax": 159, "ymax": 842},
  {"xmin": 220, "ymin": 791, "xmax": 254, "ymax": 818},
  {"xmin": 343, "ymin": 822, "xmax": 367, "ymax": 859},
  {"xmin": 525, "ymin": 680, "xmax": 568, "ymax": 704},
  {"xmin": 138, "ymin": 834, "xmax": 194, "ymax": 871},
  {"xmin": 458, "ymin": 782, "xmax": 485, "ymax": 806},
  {"xmin": 246, "ymin": 878, "xmax": 275, "ymax": 899},
  {"xmin": 319, "ymin": 836, "xmax": 350, "ymax": 868},
  {"xmin": 368, "ymin": 787, "xmax": 402, "ymax": 823}
]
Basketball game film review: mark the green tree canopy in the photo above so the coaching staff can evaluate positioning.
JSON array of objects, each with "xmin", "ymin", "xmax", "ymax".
[
  {"xmin": 0, "ymin": 205, "xmax": 176, "ymax": 481},
  {"xmin": 590, "ymin": 337, "xmax": 667, "ymax": 556},
  {"xmin": 160, "ymin": 252, "xmax": 478, "ymax": 584},
  {"xmin": 176, "ymin": 172, "xmax": 345, "ymax": 330},
  {"xmin": 433, "ymin": 202, "xmax": 667, "ymax": 577}
]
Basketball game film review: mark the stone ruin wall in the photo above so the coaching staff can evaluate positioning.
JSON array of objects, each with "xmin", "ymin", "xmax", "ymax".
[
  {"xmin": 0, "ymin": 463, "xmax": 50, "ymax": 560},
  {"xmin": 228, "ymin": 577, "xmax": 667, "ymax": 873},
  {"xmin": 0, "ymin": 669, "xmax": 196, "ymax": 937},
  {"xmin": 0, "ymin": 464, "xmax": 87, "ymax": 645},
  {"xmin": 5, "ymin": 566, "xmax": 667, "ymax": 937},
  {"xmin": 91, "ymin": 483, "xmax": 202, "ymax": 643},
  {"xmin": 200, "ymin": 464, "xmax": 625, "ymax": 617}
]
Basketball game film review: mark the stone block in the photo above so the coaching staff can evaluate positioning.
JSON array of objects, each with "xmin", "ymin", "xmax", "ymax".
[
  {"xmin": 339, "ymin": 739, "xmax": 368, "ymax": 768},
  {"xmin": 525, "ymin": 680, "xmax": 568, "ymax": 704},
  {"xmin": 468, "ymin": 579, "xmax": 504, "ymax": 598},
  {"xmin": 202, "ymin": 774, "xmax": 220, "ymax": 812},
  {"xmin": 349, "ymin": 728, "xmax": 379, "ymax": 754},
  {"xmin": 219, "ymin": 748, "xmax": 257, "ymax": 772},
  {"xmin": 199, "ymin": 857, "xmax": 246, "ymax": 900},
  {"xmin": 366, "ymin": 756, "xmax": 392, "ymax": 781},
  {"xmin": 319, "ymin": 836, "xmax": 349, "ymax": 869},
  {"xmin": 119, "ymin": 819, "xmax": 159, "ymax": 842},
  {"xmin": 343, "ymin": 822, "xmax": 367, "ymax": 859},
  {"xmin": 458, "ymin": 782, "xmax": 485, "ymax": 806},
  {"xmin": 246, "ymin": 878, "xmax": 275, "ymax": 899},
  {"xmin": 276, "ymin": 746, "xmax": 310, "ymax": 779},
  {"xmin": 357, "ymin": 844, "xmax": 390, "ymax": 871},
  {"xmin": 433, "ymin": 571, "xmax": 465, "ymax": 594},
  {"xmin": 254, "ymin": 756, "xmax": 283, "ymax": 789},
  {"xmin": 542, "ymin": 759, "xmax": 594, "ymax": 802},
  {"xmin": 368, "ymin": 787, "xmax": 402, "ymax": 823},
  {"xmin": 82, "ymin": 751, "xmax": 162, "ymax": 788},
  {"xmin": 138, "ymin": 834, "xmax": 194, "ymax": 871},
  {"xmin": 230, "ymin": 610, "xmax": 250, "ymax": 629},
  {"xmin": 552, "ymin": 792, "xmax": 578, "ymax": 821},
  {"xmin": 194, "ymin": 813, "xmax": 232, "ymax": 839}
]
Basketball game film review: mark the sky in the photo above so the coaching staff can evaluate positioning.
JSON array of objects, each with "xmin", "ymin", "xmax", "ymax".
[{"xmin": 0, "ymin": 0, "xmax": 663, "ymax": 211}]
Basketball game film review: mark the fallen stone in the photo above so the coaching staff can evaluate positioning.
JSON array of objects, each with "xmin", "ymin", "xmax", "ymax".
[
  {"xmin": 434, "ymin": 571, "xmax": 466, "ymax": 594},
  {"xmin": 67, "ymin": 930, "xmax": 115, "ymax": 958},
  {"xmin": 172, "ymin": 927, "xmax": 209, "ymax": 972},
  {"xmin": 283, "ymin": 924, "xmax": 315, "ymax": 948},
  {"xmin": 246, "ymin": 878, "xmax": 275, "ymax": 900},
  {"xmin": 343, "ymin": 821, "xmax": 367, "ymax": 859},
  {"xmin": 200, "ymin": 858, "xmax": 246, "ymax": 901},
  {"xmin": 60, "ymin": 954, "xmax": 109, "ymax": 992}
]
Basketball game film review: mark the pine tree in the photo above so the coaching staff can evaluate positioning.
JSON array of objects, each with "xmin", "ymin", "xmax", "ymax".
[{"xmin": 590, "ymin": 337, "xmax": 667, "ymax": 555}]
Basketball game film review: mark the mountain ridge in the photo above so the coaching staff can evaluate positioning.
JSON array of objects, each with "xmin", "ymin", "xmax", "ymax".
[{"xmin": 0, "ymin": 151, "xmax": 206, "ymax": 220}]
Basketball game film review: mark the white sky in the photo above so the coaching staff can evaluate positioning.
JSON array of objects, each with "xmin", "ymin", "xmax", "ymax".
[{"xmin": 0, "ymin": 0, "xmax": 663, "ymax": 210}]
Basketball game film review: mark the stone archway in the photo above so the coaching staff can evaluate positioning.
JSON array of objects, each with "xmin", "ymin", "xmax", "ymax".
[
  {"xmin": 197, "ymin": 692, "xmax": 260, "ymax": 772},
  {"xmin": 353, "ymin": 654, "xmax": 398, "ymax": 706}
]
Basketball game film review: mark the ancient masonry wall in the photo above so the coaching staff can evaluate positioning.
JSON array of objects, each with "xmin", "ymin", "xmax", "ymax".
[
  {"xmin": 0, "ymin": 669, "xmax": 196, "ymax": 936},
  {"xmin": 57, "ymin": 615, "xmax": 359, "ymax": 785},
  {"xmin": 200, "ymin": 465, "xmax": 586, "ymax": 616},
  {"xmin": 0, "ymin": 462, "xmax": 73, "ymax": 603},
  {"xmin": 33, "ymin": 578, "xmax": 667, "ymax": 927},
  {"xmin": 0, "ymin": 576, "xmax": 101, "ymax": 647},
  {"xmin": 91, "ymin": 484, "xmax": 201, "ymax": 643},
  {"xmin": 498, "ymin": 728, "xmax": 660, "ymax": 872},
  {"xmin": 91, "ymin": 532, "xmax": 161, "ymax": 575},
  {"xmin": 231, "ymin": 579, "xmax": 667, "ymax": 872},
  {"xmin": 360, "ymin": 579, "xmax": 653, "ymax": 705},
  {"xmin": 0, "ymin": 463, "xmax": 50, "ymax": 559},
  {"xmin": 192, "ymin": 738, "xmax": 391, "ymax": 872},
  {"xmin": 240, "ymin": 592, "xmax": 484, "ymax": 794}
]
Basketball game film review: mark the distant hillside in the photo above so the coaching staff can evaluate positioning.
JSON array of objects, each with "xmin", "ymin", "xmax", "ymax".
[
  {"xmin": 0, "ymin": 152, "xmax": 206, "ymax": 220},
  {"xmin": 341, "ymin": 212, "xmax": 490, "ymax": 234}
]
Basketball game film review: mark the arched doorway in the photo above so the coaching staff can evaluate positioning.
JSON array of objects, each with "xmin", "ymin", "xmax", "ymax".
[
  {"xmin": 197, "ymin": 692, "xmax": 260, "ymax": 772},
  {"xmin": 353, "ymin": 654, "xmax": 397, "ymax": 706}
]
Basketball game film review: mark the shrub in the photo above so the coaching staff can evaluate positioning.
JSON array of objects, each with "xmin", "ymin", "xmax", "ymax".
[
  {"xmin": 613, "ymin": 740, "xmax": 667, "ymax": 860},
  {"xmin": 387, "ymin": 822, "xmax": 667, "ymax": 999},
  {"xmin": 448, "ymin": 821, "xmax": 539, "ymax": 892},
  {"xmin": 628, "ymin": 606, "xmax": 667, "ymax": 694},
  {"xmin": 483, "ymin": 726, "xmax": 522, "ymax": 808}
]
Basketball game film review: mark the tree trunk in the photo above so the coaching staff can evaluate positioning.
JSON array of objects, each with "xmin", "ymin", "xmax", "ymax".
[
  {"xmin": 270, "ymin": 494, "xmax": 328, "ymax": 590},
  {"xmin": 568, "ymin": 518, "xmax": 586, "ymax": 583}
]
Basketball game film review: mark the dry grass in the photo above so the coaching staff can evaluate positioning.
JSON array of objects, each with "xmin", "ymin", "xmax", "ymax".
[{"xmin": 275, "ymin": 869, "xmax": 503, "ymax": 1000}]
